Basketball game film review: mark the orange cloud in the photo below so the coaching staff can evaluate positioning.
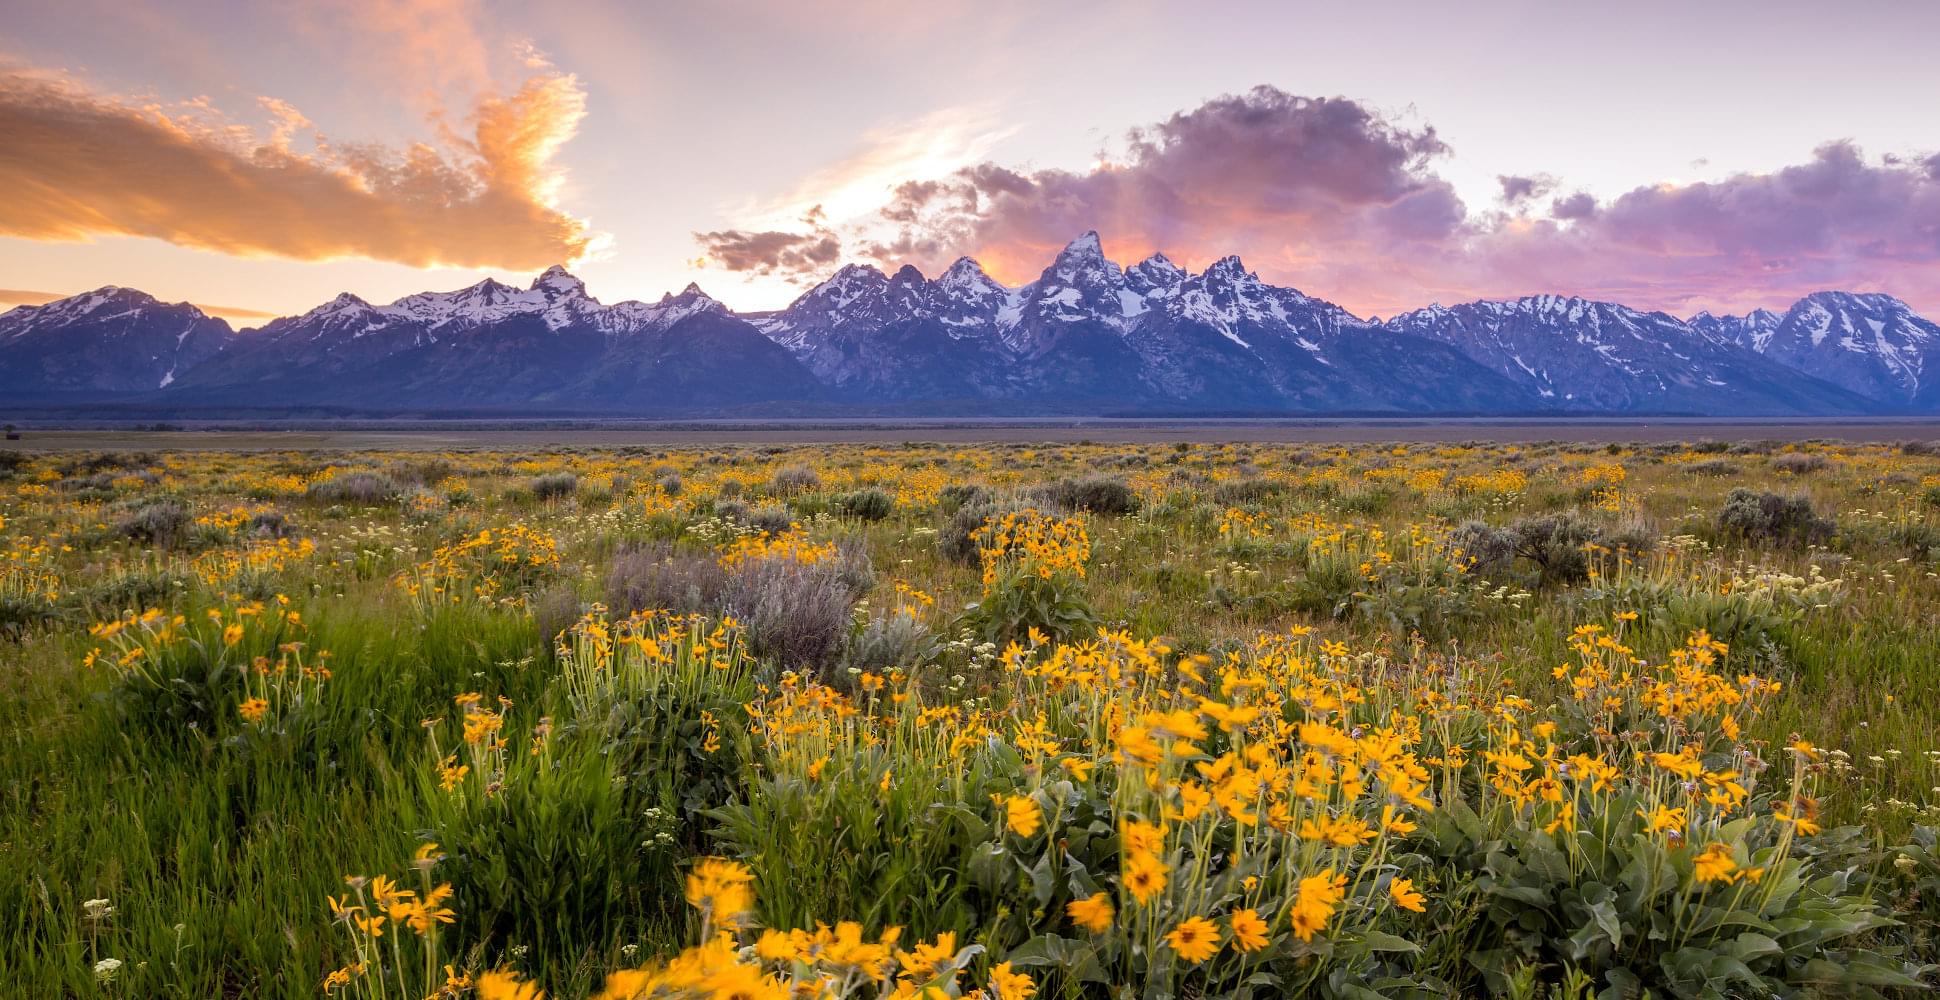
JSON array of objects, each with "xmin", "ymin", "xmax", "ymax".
[{"xmin": 0, "ymin": 68, "xmax": 596, "ymax": 270}]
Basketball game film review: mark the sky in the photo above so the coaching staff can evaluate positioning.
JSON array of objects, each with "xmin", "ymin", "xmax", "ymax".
[{"xmin": 2, "ymin": 0, "xmax": 1938, "ymax": 325}]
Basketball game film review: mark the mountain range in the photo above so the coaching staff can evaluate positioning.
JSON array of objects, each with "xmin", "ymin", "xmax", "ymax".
[{"xmin": 5, "ymin": 232, "xmax": 1937, "ymax": 416}]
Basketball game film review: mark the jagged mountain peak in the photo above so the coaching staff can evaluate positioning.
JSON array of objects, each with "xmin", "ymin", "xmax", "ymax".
[
  {"xmin": 661, "ymin": 282, "xmax": 719, "ymax": 308},
  {"xmin": 1059, "ymin": 230, "xmax": 1106, "ymax": 260},
  {"xmin": 796, "ymin": 264, "xmax": 889, "ymax": 309},
  {"xmin": 0, "ymin": 284, "xmax": 234, "ymax": 395},
  {"xmin": 1125, "ymin": 253, "xmax": 1186, "ymax": 294},
  {"xmin": 1202, "ymin": 255, "xmax": 1255, "ymax": 281},
  {"xmin": 1036, "ymin": 231, "xmax": 1123, "ymax": 290},
  {"xmin": 1732, "ymin": 289, "xmax": 1940, "ymax": 404},
  {"xmin": 298, "ymin": 291, "xmax": 376, "ymax": 323},
  {"xmin": 1690, "ymin": 306, "xmax": 1781, "ymax": 324},
  {"xmin": 460, "ymin": 276, "xmax": 513, "ymax": 297},
  {"xmin": 530, "ymin": 265, "xmax": 588, "ymax": 298},
  {"xmin": 1385, "ymin": 292, "xmax": 1875, "ymax": 414},
  {"xmin": 941, "ymin": 256, "xmax": 992, "ymax": 281},
  {"xmin": 14, "ymin": 285, "xmax": 181, "ymax": 321},
  {"xmin": 829, "ymin": 262, "xmax": 889, "ymax": 284}
]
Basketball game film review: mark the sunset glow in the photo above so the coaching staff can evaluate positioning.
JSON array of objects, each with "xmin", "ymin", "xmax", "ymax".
[{"xmin": 3, "ymin": 0, "xmax": 1937, "ymax": 320}]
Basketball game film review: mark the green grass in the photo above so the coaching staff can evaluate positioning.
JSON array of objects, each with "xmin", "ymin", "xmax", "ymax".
[{"xmin": 2, "ymin": 438, "xmax": 1939, "ymax": 996}]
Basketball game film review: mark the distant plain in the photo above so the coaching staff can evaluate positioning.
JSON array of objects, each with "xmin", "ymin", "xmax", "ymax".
[{"xmin": 10, "ymin": 416, "xmax": 1940, "ymax": 450}]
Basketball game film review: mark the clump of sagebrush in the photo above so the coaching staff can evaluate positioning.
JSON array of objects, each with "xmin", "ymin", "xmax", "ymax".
[
  {"xmin": 57, "ymin": 451, "xmax": 155, "ymax": 477},
  {"xmin": 1901, "ymin": 439, "xmax": 1938, "ymax": 456},
  {"xmin": 710, "ymin": 498, "xmax": 751, "ymax": 524},
  {"xmin": 832, "ymin": 488, "xmax": 894, "ymax": 522},
  {"xmin": 1719, "ymin": 487, "xmax": 1834, "ymax": 546},
  {"xmin": 1598, "ymin": 521, "xmax": 1659, "ymax": 556},
  {"xmin": 723, "ymin": 545, "xmax": 874, "ymax": 675},
  {"xmin": 1031, "ymin": 476, "xmax": 1140, "ymax": 516},
  {"xmin": 1688, "ymin": 458, "xmax": 1736, "ymax": 477},
  {"xmin": 606, "ymin": 543, "xmax": 728, "ymax": 616},
  {"xmin": 845, "ymin": 608, "xmax": 939, "ymax": 674},
  {"xmin": 1772, "ymin": 452, "xmax": 1828, "ymax": 476},
  {"xmin": 0, "ymin": 449, "xmax": 26, "ymax": 478},
  {"xmin": 1039, "ymin": 475, "xmax": 1140, "ymax": 516},
  {"xmin": 531, "ymin": 585, "xmax": 584, "ymax": 648},
  {"xmin": 1452, "ymin": 514, "xmax": 1650, "ymax": 587},
  {"xmin": 938, "ymin": 483, "xmax": 989, "ymax": 513},
  {"xmin": 529, "ymin": 472, "xmax": 578, "ymax": 501},
  {"xmin": 1448, "ymin": 520, "xmax": 1517, "ymax": 576},
  {"xmin": 941, "ymin": 496, "xmax": 1010, "ymax": 564},
  {"xmin": 113, "ymin": 499, "xmax": 191, "ymax": 548},
  {"xmin": 769, "ymin": 464, "xmax": 821, "ymax": 496},
  {"xmin": 1212, "ymin": 476, "xmax": 1282, "ymax": 505},
  {"xmin": 746, "ymin": 505, "xmax": 794, "ymax": 537},
  {"xmin": 305, "ymin": 471, "xmax": 401, "ymax": 505},
  {"xmin": 396, "ymin": 457, "xmax": 455, "ymax": 486},
  {"xmin": 1510, "ymin": 514, "xmax": 1601, "ymax": 585}
]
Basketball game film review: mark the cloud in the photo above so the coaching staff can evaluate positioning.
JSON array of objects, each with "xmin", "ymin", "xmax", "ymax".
[
  {"xmin": 696, "ymin": 87, "xmax": 1468, "ymax": 291},
  {"xmin": 692, "ymin": 105, "xmax": 1017, "ymax": 278},
  {"xmin": 693, "ymin": 85, "xmax": 1940, "ymax": 315},
  {"xmin": 0, "ymin": 67, "xmax": 597, "ymax": 270},
  {"xmin": 1458, "ymin": 140, "xmax": 1940, "ymax": 313},
  {"xmin": 1497, "ymin": 174, "xmax": 1555, "ymax": 204},
  {"xmin": 1550, "ymin": 192, "xmax": 1597, "ymax": 220},
  {"xmin": 879, "ymin": 88, "xmax": 1465, "ymax": 287},
  {"xmin": 692, "ymin": 208, "xmax": 843, "ymax": 277}
]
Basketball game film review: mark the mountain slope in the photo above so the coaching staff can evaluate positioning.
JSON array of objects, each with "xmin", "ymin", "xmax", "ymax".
[
  {"xmin": 1385, "ymin": 295, "xmax": 1874, "ymax": 415},
  {"xmin": 0, "ymin": 288, "xmax": 233, "ymax": 399},
  {"xmin": 1710, "ymin": 292, "xmax": 1940, "ymax": 410},
  {"xmin": 172, "ymin": 268, "xmax": 818, "ymax": 412},
  {"xmin": 8, "ymin": 240, "xmax": 1938, "ymax": 416},
  {"xmin": 1123, "ymin": 256, "xmax": 1536, "ymax": 412},
  {"xmin": 749, "ymin": 233, "xmax": 1541, "ymax": 412}
]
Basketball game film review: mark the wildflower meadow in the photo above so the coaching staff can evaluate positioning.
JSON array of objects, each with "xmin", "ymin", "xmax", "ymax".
[{"xmin": 5, "ymin": 439, "xmax": 1940, "ymax": 998}]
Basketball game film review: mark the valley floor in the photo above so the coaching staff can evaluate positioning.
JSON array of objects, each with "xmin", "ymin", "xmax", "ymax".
[{"xmin": 7, "ymin": 415, "xmax": 1940, "ymax": 450}]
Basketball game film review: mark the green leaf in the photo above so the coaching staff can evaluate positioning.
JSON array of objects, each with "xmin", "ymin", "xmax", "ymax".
[{"xmin": 1360, "ymin": 929, "xmax": 1421, "ymax": 954}]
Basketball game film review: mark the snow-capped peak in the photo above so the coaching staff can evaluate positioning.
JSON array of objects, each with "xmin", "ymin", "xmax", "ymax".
[
  {"xmin": 1203, "ymin": 255, "xmax": 1256, "ymax": 283},
  {"xmin": 938, "ymin": 257, "xmax": 1004, "ymax": 297},
  {"xmin": 1059, "ymin": 230, "xmax": 1105, "ymax": 261},
  {"xmin": 1125, "ymin": 253, "xmax": 1186, "ymax": 294},
  {"xmin": 299, "ymin": 292, "xmax": 375, "ymax": 323},
  {"xmin": 13, "ymin": 285, "xmax": 174, "ymax": 324},
  {"xmin": 1795, "ymin": 290, "xmax": 1917, "ymax": 321},
  {"xmin": 662, "ymin": 282, "xmax": 718, "ymax": 307},
  {"xmin": 531, "ymin": 265, "xmax": 588, "ymax": 298}
]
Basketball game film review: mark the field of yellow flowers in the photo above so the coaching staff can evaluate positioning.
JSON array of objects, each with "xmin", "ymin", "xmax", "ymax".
[{"xmin": 6, "ymin": 439, "xmax": 1940, "ymax": 998}]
